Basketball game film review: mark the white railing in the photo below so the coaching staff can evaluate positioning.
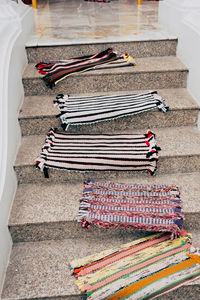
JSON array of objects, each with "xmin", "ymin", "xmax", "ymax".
[
  {"xmin": 159, "ymin": 0, "xmax": 200, "ymax": 107},
  {"xmin": 0, "ymin": 0, "xmax": 34, "ymax": 294}
]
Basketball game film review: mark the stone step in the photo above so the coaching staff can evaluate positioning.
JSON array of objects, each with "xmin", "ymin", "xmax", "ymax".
[
  {"xmin": 26, "ymin": 38, "xmax": 178, "ymax": 63},
  {"xmin": 2, "ymin": 231, "xmax": 200, "ymax": 300},
  {"xmin": 19, "ymin": 88, "xmax": 199, "ymax": 136},
  {"xmin": 14, "ymin": 126, "xmax": 200, "ymax": 184},
  {"xmin": 8, "ymin": 172, "xmax": 200, "ymax": 243},
  {"xmin": 23, "ymin": 56, "xmax": 188, "ymax": 96}
]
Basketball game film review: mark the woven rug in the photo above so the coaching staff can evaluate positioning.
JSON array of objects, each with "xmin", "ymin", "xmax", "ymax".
[
  {"xmin": 54, "ymin": 91, "xmax": 169, "ymax": 131},
  {"xmin": 35, "ymin": 48, "xmax": 135, "ymax": 89},
  {"xmin": 35, "ymin": 129, "xmax": 160, "ymax": 177},
  {"xmin": 78, "ymin": 180, "xmax": 184, "ymax": 237},
  {"xmin": 70, "ymin": 232, "xmax": 200, "ymax": 300}
]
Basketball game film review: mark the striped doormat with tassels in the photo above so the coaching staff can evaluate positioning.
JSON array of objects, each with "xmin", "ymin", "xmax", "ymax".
[
  {"xmin": 78, "ymin": 180, "xmax": 184, "ymax": 237},
  {"xmin": 35, "ymin": 129, "xmax": 160, "ymax": 177},
  {"xmin": 35, "ymin": 48, "xmax": 135, "ymax": 88},
  {"xmin": 70, "ymin": 231, "xmax": 200, "ymax": 300},
  {"xmin": 54, "ymin": 91, "xmax": 169, "ymax": 131}
]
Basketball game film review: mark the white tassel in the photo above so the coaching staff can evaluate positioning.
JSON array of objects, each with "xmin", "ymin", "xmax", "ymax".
[
  {"xmin": 77, "ymin": 211, "xmax": 89, "ymax": 222},
  {"xmin": 153, "ymin": 94, "xmax": 163, "ymax": 101},
  {"xmin": 170, "ymin": 190, "xmax": 180, "ymax": 196},
  {"xmin": 65, "ymin": 123, "xmax": 70, "ymax": 131},
  {"xmin": 63, "ymin": 94, "xmax": 69, "ymax": 100},
  {"xmin": 36, "ymin": 158, "xmax": 45, "ymax": 172},
  {"xmin": 148, "ymin": 137, "xmax": 156, "ymax": 150},
  {"xmin": 42, "ymin": 148, "xmax": 49, "ymax": 155}
]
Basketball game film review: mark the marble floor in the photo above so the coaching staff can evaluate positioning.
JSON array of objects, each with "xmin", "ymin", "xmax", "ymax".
[{"xmin": 27, "ymin": 0, "xmax": 175, "ymax": 46}]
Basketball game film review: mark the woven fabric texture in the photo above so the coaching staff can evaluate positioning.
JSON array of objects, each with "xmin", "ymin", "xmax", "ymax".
[
  {"xmin": 54, "ymin": 91, "xmax": 169, "ymax": 130},
  {"xmin": 70, "ymin": 232, "xmax": 200, "ymax": 300},
  {"xmin": 78, "ymin": 180, "xmax": 184, "ymax": 236},
  {"xmin": 36, "ymin": 129, "xmax": 160, "ymax": 176}
]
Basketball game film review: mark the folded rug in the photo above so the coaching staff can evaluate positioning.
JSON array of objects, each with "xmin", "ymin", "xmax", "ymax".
[
  {"xmin": 35, "ymin": 48, "xmax": 135, "ymax": 88},
  {"xmin": 35, "ymin": 129, "xmax": 160, "ymax": 177},
  {"xmin": 70, "ymin": 232, "xmax": 200, "ymax": 300},
  {"xmin": 78, "ymin": 180, "xmax": 184, "ymax": 237},
  {"xmin": 54, "ymin": 91, "xmax": 169, "ymax": 131}
]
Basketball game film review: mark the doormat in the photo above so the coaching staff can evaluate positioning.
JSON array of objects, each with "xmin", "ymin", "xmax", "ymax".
[
  {"xmin": 35, "ymin": 48, "xmax": 135, "ymax": 88},
  {"xmin": 78, "ymin": 180, "xmax": 184, "ymax": 237},
  {"xmin": 54, "ymin": 91, "xmax": 169, "ymax": 131},
  {"xmin": 70, "ymin": 232, "xmax": 200, "ymax": 300},
  {"xmin": 35, "ymin": 129, "xmax": 160, "ymax": 177}
]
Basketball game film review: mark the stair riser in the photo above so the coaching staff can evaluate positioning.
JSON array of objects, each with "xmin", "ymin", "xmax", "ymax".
[
  {"xmin": 14, "ymin": 155, "xmax": 200, "ymax": 184},
  {"xmin": 19, "ymin": 109, "xmax": 198, "ymax": 136},
  {"xmin": 23, "ymin": 71, "xmax": 188, "ymax": 96},
  {"xmin": 3, "ymin": 285, "xmax": 200, "ymax": 300},
  {"xmin": 8, "ymin": 213, "xmax": 200, "ymax": 243},
  {"xmin": 26, "ymin": 39, "xmax": 177, "ymax": 63}
]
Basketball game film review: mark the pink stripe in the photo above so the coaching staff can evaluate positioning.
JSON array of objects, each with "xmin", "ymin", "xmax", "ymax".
[
  {"xmin": 78, "ymin": 234, "xmax": 170, "ymax": 277},
  {"xmin": 84, "ymin": 243, "xmax": 190, "ymax": 292}
]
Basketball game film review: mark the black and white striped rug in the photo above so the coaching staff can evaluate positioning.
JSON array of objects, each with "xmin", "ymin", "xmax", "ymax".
[
  {"xmin": 35, "ymin": 129, "xmax": 161, "ymax": 177},
  {"xmin": 54, "ymin": 91, "xmax": 169, "ymax": 130}
]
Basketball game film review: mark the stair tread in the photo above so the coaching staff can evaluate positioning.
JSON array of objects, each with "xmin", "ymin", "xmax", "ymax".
[
  {"xmin": 14, "ymin": 126, "xmax": 200, "ymax": 167},
  {"xmin": 19, "ymin": 88, "xmax": 199, "ymax": 119},
  {"xmin": 9, "ymin": 172, "xmax": 200, "ymax": 227},
  {"xmin": 23, "ymin": 56, "xmax": 188, "ymax": 80},
  {"xmin": 2, "ymin": 232, "xmax": 200, "ymax": 300}
]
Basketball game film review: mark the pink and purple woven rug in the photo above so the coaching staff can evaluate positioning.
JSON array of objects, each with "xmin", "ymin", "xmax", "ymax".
[{"xmin": 78, "ymin": 179, "xmax": 184, "ymax": 237}]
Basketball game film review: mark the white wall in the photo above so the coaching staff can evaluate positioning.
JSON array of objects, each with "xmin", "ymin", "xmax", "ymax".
[
  {"xmin": 159, "ymin": 0, "xmax": 200, "ymax": 106},
  {"xmin": 0, "ymin": 0, "xmax": 34, "ymax": 295}
]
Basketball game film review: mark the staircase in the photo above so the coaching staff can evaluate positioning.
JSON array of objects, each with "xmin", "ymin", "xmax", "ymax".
[{"xmin": 2, "ymin": 38, "xmax": 200, "ymax": 299}]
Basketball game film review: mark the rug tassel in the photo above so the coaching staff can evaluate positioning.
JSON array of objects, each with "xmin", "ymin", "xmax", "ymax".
[
  {"xmin": 146, "ymin": 151, "xmax": 157, "ymax": 158},
  {"xmin": 154, "ymin": 94, "xmax": 169, "ymax": 113},
  {"xmin": 35, "ymin": 158, "xmax": 46, "ymax": 172},
  {"xmin": 56, "ymin": 94, "xmax": 64, "ymax": 99},
  {"xmin": 81, "ymin": 220, "xmax": 91, "ymax": 229},
  {"xmin": 43, "ymin": 167, "xmax": 49, "ymax": 178},
  {"xmin": 62, "ymin": 123, "xmax": 70, "ymax": 131}
]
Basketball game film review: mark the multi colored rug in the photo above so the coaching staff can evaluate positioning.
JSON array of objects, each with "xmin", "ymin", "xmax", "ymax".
[
  {"xmin": 35, "ymin": 129, "xmax": 160, "ymax": 177},
  {"xmin": 54, "ymin": 91, "xmax": 169, "ymax": 131},
  {"xmin": 35, "ymin": 48, "xmax": 135, "ymax": 88},
  {"xmin": 78, "ymin": 180, "xmax": 184, "ymax": 237},
  {"xmin": 70, "ymin": 232, "xmax": 200, "ymax": 300}
]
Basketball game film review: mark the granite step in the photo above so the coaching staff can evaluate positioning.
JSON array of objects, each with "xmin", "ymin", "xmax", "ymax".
[
  {"xmin": 23, "ymin": 56, "xmax": 188, "ymax": 96},
  {"xmin": 8, "ymin": 172, "xmax": 200, "ymax": 243},
  {"xmin": 14, "ymin": 126, "xmax": 200, "ymax": 184},
  {"xmin": 26, "ymin": 38, "xmax": 178, "ymax": 63},
  {"xmin": 2, "ymin": 231, "xmax": 200, "ymax": 300},
  {"xmin": 19, "ymin": 88, "xmax": 199, "ymax": 136}
]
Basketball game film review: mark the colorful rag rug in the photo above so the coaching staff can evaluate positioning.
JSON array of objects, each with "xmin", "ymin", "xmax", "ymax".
[
  {"xmin": 78, "ymin": 180, "xmax": 184, "ymax": 237},
  {"xmin": 70, "ymin": 232, "xmax": 200, "ymax": 300},
  {"xmin": 54, "ymin": 91, "xmax": 169, "ymax": 131},
  {"xmin": 35, "ymin": 129, "xmax": 160, "ymax": 177},
  {"xmin": 35, "ymin": 48, "xmax": 135, "ymax": 88}
]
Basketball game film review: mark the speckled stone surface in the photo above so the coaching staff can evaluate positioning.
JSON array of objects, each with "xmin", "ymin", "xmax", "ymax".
[
  {"xmin": 14, "ymin": 126, "xmax": 200, "ymax": 184},
  {"xmin": 19, "ymin": 88, "xmax": 199, "ymax": 135},
  {"xmin": 26, "ymin": 39, "xmax": 178, "ymax": 63},
  {"xmin": 2, "ymin": 231, "xmax": 200, "ymax": 300},
  {"xmin": 23, "ymin": 56, "xmax": 188, "ymax": 96},
  {"xmin": 8, "ymin": 172, "xmax": 200, "ymax": 242}
]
